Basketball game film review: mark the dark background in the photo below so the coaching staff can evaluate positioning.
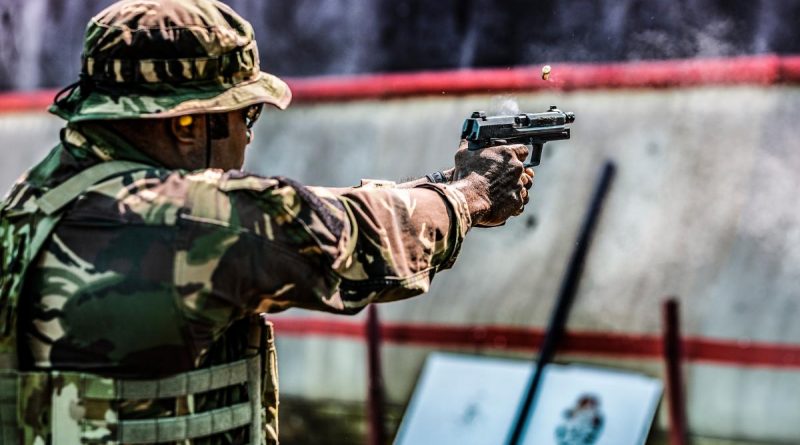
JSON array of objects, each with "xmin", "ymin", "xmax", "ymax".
[{"xmin": 1, "ymin": 0, "xmax": 800, "ymax": 90}]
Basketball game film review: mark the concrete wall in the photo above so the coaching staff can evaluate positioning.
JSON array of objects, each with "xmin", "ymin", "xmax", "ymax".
[
  {"xmin": 4, "ymin": 0, "xmax": 800, "ymax": 89},
  {"xmin": 2, "ymin": 86, "xmax": 800, "ymax": 442}
]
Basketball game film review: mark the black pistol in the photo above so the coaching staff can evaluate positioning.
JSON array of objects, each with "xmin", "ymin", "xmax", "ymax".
[{"xmin": 461, "ymin": 106, "xmax": 575, "ymax": 167}]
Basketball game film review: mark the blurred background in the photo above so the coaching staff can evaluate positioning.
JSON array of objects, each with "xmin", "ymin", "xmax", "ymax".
[{"xmin": 2, "ymin": 1, "xmax": 800, "ymax": 444}]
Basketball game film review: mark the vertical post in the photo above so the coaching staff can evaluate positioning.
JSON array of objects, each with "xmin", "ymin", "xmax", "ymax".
[
  {"xmin": 367, "ymin": 304, "xmax": 387, "ymax": 445},
  {"xmin": 506, "ymin": 161, "xmax": 616, "ymax": 445},
  {"xmin": 662, "ymin": 298, "xmax": 688, "ymax": 445}
]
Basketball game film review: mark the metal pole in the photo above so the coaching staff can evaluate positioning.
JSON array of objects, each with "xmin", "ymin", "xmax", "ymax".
[
  {"xmin": 662, "ymin": 298, "xmax": 688, "ymax": 445},
  {"xmin": 367, "ymin": 304, "xmax": 387, "ymax": 445},
  {"xmin": 506, "ymin": 161, "xmax": 616, "ymax": 445}
]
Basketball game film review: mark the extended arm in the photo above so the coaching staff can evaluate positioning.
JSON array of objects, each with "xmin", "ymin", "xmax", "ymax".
[
  {"xmin": 232, "ymin": 179, "xmax": 470, "ymax": 315},
  {"xmin": 234, "ymin": 142, "xmax": 532, "ymax": 314}
]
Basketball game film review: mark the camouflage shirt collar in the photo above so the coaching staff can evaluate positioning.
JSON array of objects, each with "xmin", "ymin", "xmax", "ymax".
[{"xmin": 62, "ymin": 124, "xmax": 161, "ymax": 167}]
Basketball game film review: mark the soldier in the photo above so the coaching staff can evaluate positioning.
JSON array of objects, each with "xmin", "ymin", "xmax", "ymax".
[{"xmin": 0, "ymin": 0, "xmax": 533, "ymax": 444}]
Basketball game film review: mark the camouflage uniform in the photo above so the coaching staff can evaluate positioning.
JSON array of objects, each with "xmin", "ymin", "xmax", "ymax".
[{"xmin": 0, "ymin": 1, "xmax": 471, "ymax": 444}]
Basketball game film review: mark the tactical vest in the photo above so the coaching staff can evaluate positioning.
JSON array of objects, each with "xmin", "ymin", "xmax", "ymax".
[{"xmin": 0, "ymin": 161, "xmax": 279, "ymax": 444}]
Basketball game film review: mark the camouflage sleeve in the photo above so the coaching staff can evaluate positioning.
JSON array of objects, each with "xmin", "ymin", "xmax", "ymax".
[
  {"xmin": 202, "ymin": 172, "xmax": 471, "ymax": 315},
  {"xmin": 313, "ymin": 180, "xmax": 472, "ymax": 311},
  {"xmin": 20, "ymin": 168, "xmax": 471, "ymax": 371}
]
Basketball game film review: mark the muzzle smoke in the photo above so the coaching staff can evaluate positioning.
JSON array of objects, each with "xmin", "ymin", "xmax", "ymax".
[{"xmin": 489, "ymin": 95, "xmax": 520, "ymax": 116}]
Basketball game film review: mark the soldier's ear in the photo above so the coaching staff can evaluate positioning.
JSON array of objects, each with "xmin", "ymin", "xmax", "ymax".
[{"xmin": 170, "ymin": 114, "xmax": 203, "ymax": 144}]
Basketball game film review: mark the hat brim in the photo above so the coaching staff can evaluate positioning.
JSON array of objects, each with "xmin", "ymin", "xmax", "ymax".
[{"xmin": 50, "ymin": 71, "xmax": 292, "ymax": 123}]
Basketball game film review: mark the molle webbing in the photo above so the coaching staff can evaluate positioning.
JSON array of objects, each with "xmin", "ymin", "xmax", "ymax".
[
  {"xmin": 0, "ymin": 357, "xmax": 263, "ymax": 444},
  {"xmin": 120, "ymin": 403, "xmax": 252, "ymax": 443},
  {"xmin": 84, "ymin": 356, "xmax": 250, "ymax": 400},
  {"xmin": 95, "ymin": 357, "xmax": 261, "ymax": 443}
]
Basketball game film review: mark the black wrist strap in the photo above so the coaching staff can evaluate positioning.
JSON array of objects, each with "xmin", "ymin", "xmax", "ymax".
[{"xmin": 425, "ymin": 170, "xmax": 447, "ymax": 184}]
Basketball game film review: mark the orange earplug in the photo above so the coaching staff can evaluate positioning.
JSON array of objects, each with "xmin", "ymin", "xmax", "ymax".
[{"xmin": 178, "ymin": 115, "xmax": 193, "ymax": 127}]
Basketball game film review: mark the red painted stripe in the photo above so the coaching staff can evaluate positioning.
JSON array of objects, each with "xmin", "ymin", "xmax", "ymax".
[
  {"xmin": 271, "ymin": 318, "xmax": 800, "ymax": 370},
  {"xmin": 0, "ymin": 90, "xmax": 57, "ymax": 113},
  {"xmin": 288, "ymin": 55, "xmax": 796, "ymax": 101},
  {"xmin": 3, "ymin": 55, "xmax": 800, "ymax": 113}
]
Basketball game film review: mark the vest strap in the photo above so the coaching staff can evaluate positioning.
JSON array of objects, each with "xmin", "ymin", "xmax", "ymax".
[
  {"xmin": 118, "ymin": 402, "xmax": 253, "ymax": 443},
  {"xmin": 36, "ymin": 160, "xmax": 152, "ymax": 215},
  {"xmin": 2, "ymin": 358, "xmax": 262, "ymax": 443},
  {"xmin": 74, "ymin": 357, "xmax": 253, "ymax": 400}
]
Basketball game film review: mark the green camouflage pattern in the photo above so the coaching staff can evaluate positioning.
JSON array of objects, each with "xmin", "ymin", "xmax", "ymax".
[
  {"xmin": 7, "ymin": 320, "xmax": 271, "ymax": 445},
  {"xmin": 0, "ymin": 123, "xmax": 470, "ymax": 444},
  {"xmin": 50, "ymin": 0, "xmax": 292, "ymax": 123}
]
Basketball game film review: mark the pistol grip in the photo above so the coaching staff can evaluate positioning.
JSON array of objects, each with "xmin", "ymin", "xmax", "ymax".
[{"xmin": 526, "ymin": 142, "xmax": 544, "ymax": 168}]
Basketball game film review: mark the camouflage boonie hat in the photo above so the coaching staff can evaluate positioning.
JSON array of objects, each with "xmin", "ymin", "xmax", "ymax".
[{"xmin": 50, "ymin": 0, "xmax": 292, "ymax": 122}]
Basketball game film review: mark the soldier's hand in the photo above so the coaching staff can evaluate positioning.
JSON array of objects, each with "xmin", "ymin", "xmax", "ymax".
[{"xmin": 452, "ymin": 140, "xmax": 533, "ymax": 227}]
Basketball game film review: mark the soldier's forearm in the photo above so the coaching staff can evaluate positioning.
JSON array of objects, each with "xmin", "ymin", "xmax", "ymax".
[{"xmin": 328, "ymin": 183, "xmax": 469, "ymax": 309}]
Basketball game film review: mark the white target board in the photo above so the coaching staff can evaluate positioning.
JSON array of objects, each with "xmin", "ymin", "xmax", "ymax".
[{"xmin": 394, "ymin": 353, "xmax": 662, "ymax": 445}]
